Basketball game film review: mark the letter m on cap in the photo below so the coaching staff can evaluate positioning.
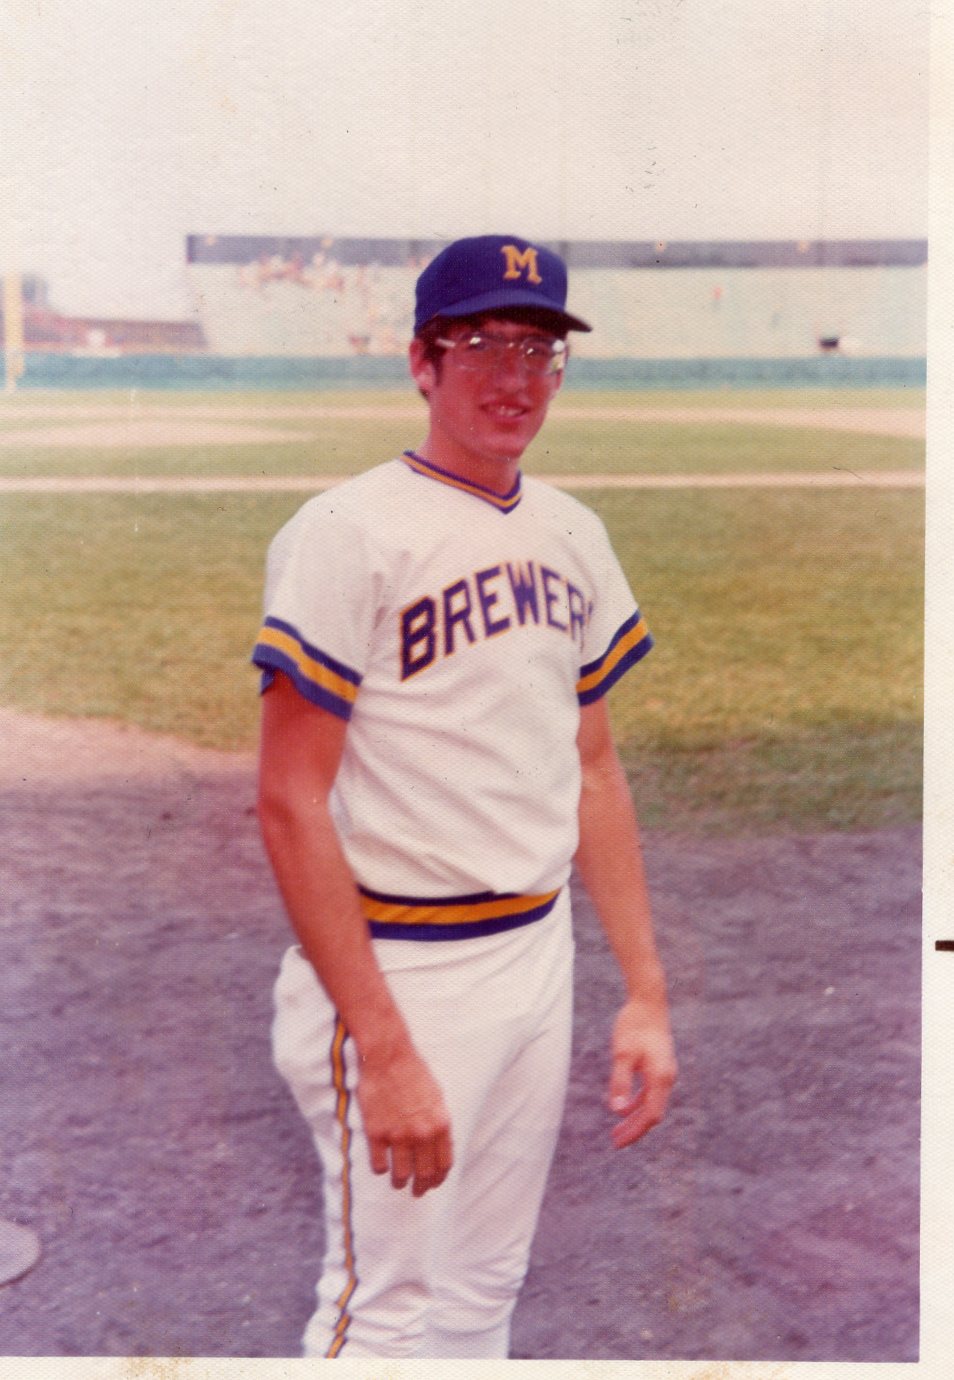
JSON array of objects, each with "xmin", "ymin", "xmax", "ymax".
[{"xmin": 501, "ymin": 244, "xmax": 543, "ymax": 284}]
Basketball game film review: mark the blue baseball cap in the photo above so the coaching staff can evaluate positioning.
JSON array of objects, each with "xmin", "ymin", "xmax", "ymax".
[{"xmin": 414, "ymin": 235, "xmax": 592, "ymax": 334}]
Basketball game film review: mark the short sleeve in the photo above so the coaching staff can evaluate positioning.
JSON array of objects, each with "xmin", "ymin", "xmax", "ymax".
[
  {"xmin": 251, "ymin": 498, "xmax": 375, "ymax": 720},
  {"xmin": 575, "ymin": 518, "xmax": 653, "ymax": 706}
]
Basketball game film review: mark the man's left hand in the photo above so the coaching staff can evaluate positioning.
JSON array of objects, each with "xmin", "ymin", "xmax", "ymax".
[{"xmin": 606, "ymin": 1000, "xmax": 677, "ymax": 1149}]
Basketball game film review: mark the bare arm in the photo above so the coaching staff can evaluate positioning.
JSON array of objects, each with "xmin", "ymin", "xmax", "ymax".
[
  {"xmin": 575, "ymin": 697, "xmax": 677, "ymax": 1148},
  {"xmin": 257, "ymin": 671, "xmax": 452, "ymax": 1195}
]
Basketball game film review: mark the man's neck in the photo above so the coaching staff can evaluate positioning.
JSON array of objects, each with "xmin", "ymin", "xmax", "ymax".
[{"xmin": 412, "ymin": 436, "xmax": 521, "ymax": 499}]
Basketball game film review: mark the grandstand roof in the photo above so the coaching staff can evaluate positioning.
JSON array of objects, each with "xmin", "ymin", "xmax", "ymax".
[{"xmin": 187, "ymin": 235, "xmax": 927, "ymax": 270}]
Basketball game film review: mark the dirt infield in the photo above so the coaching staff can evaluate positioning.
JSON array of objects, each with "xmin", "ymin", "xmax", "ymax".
[{"xmin": 0, "ymin": 708, "xmax": 920, "ymax": 1361}]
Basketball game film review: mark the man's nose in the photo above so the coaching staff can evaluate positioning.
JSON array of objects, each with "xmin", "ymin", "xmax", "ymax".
[{"xmin": 493, "ymin": 343, "xmax": 531, "ymax": 380}]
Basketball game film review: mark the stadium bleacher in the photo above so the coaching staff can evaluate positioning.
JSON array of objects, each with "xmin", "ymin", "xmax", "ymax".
[{"xmin": 185, "ymin": 236, "xmax": 926, "ymax": 361}]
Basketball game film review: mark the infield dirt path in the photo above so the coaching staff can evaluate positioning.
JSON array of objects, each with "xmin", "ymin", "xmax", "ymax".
[{"xmin": 0, "ymin": 707, "xmax": 920, "ymax": 1362}]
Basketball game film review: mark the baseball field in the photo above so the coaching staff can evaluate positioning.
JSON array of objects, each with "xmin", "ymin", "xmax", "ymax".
[{"xmin": 0, "ymin": 384, "xmax": 923, "ymax": 1362}]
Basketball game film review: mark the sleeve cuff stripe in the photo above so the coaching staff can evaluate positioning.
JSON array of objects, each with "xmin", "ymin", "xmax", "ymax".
[
  {"xmin": 577, "ymin": 613, "xmax": 652, "ymax": 696},
  {"xmin": 252, "ymin": 645, "xmax": 355, "ymax": 720},
  {"xmin": 262, "ymin": 616, "xmax": 362, "ymax": 686},
  {"xmin": 254, "ymin": 622, "xmax": 361, "ymax": 705},
  {"xmin": 577, "ymin": 633, "xmax": 653, "ymax": 704}
]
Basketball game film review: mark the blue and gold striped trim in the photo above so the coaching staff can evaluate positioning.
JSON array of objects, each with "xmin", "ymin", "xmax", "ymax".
[
  {"xmin": 252, "ymin": 616, "xmax": 362, "ymax": 720},
  {"xmin": 325, "ymin": 1016, "xmax": 358, "ymax": 1357},
  {"xmin": 576, "ymin": 610, "xmax": 653, "ymax": 705},
  {"xmin": 358, "ymin": 884, "xmax": 561, "ymax": 941},
  {"xmin": 402, "ymin": 450, "xmax": 522, "ymax": 513}
]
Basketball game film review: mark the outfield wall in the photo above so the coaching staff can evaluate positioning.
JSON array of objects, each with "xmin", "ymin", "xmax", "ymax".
[{"xmin": 8, "ymin": 351, "xmax": 926, "ymax": 391}]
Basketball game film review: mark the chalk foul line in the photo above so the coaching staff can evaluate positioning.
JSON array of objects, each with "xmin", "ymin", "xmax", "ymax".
[{"xmin": 0, "ymin": 470, "xmax": 925, "ymax": 494}]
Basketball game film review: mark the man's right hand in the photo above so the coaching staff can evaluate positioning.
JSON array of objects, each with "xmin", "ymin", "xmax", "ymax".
[
  {"xmin": 259, "ymin": 676, "xmax": 453, "ymax": 1198},
  {"xmin": 356, "ymin": 1047, "xmax": 453, "ymax": 1197}
]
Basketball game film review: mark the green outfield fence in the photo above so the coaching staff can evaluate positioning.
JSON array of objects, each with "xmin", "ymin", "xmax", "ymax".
[{"xmin": 2, "ymin": 352, "xmax": 927, "ymax": 391}]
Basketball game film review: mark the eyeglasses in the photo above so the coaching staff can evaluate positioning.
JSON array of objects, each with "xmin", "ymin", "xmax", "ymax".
[{"xmin": 435, "ymin": 330, "xmax": 568, "ymax": 375}]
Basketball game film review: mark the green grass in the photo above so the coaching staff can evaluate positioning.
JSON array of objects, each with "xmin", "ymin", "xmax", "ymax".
[
  {"xmin": 0, "ymin": 492, "xmax": 292, "ymax": 744},
  {"xmin": 529, "ymin": 421, "xmax": 921, "ymax": 476},
  {"xmin": 0, "ymin": 428, "xmax": 924, "ymax": 481},
  {"xmin": 0, "ymin": 470, "xmax": 923, "ymax": 836},
  {"xmin": 595, "ymin": 486, "xmax": 923, "ymax": 832},
  {"xmin": 0, "ymin": 437, "xmax": 364, "ymax": 480}
]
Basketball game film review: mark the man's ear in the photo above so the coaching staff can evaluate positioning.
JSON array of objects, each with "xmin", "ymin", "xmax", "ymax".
[{"xmin": 409, "ymin": 336, "xmax": 437, "ymax": 397}]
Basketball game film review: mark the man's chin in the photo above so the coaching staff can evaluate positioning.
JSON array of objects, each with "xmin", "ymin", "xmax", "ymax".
[{"xmin": 480, "ymin": 425, "xmax": 539, "ymax": 464}]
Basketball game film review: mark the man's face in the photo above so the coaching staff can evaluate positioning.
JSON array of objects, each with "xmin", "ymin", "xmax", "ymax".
[{"xmin": 410, "ymin": 315, "xmax": 565, "ymax": 471}]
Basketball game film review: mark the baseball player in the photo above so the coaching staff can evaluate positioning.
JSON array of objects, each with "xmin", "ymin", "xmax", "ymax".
[{"xmin": 253, "ymin": 234, "xmax": 676, "ymax": 1360}]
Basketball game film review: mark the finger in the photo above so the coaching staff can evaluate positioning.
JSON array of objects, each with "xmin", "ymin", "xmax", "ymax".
[
  {"xmin": 412, "ymin": 1126, "xmax": 454, "ymax": 1197},
  {"xmin": 607, "ymin": 1055, "xmax": 635, "ymax": 1114},
  {"xmin": 612, "ymin": 1107, "xmax": 653, "ymax": 1149},
  {"xmin": 611, "ymin": 1080, "xmax": 672, "ymax": 1148},
  {"xmin": 389, "ymin": 1144, "xmax": 414, "ymax": 1190},
  {"xmin": 435, "ymin": 1127, "xmax": 454, "ymax": 1177},
  {"xmin": 367, "ymin": 1137, "xmax": 390, "ymax": 1176},
  {"xmin": 411, "ymin": 1139, "xmax": 438, "ymax": 1198}
]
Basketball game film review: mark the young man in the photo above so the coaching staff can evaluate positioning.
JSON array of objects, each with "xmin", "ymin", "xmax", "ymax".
[{"xmin": 253, "ymin": 234, "xmax": 676, "ymax": 1360}]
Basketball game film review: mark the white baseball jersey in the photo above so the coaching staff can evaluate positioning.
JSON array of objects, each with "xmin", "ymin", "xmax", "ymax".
[{"xmin": 252, "ymin": 451, "xmax": 652, "ymax": 941}]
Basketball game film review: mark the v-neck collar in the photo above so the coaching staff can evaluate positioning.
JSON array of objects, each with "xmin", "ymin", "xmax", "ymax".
[{"xmin": 402, "ymin": 450, "xmax": 522, "ymax": 514}]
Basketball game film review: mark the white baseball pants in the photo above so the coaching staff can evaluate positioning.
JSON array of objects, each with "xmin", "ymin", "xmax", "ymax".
[{"xmin": 271, "ymin": 890, "xmax": 574, "ymax": 1359}]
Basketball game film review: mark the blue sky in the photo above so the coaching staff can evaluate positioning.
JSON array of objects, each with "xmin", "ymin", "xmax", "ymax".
[{"xmin": 0, "ymin": 0, "xmax": 931, "ymax": 318}]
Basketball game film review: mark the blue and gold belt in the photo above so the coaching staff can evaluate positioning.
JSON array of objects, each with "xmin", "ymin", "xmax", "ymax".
[{"xmin": 358, "ymin": 885, "xmax": 561, "ymax": 941}]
